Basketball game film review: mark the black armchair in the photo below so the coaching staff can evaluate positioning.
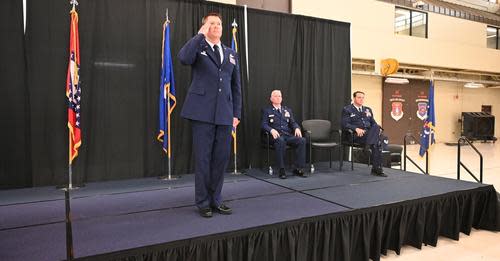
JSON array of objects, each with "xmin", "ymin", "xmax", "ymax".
[
  {"xmin": 302, "ymin": 120, "xmax": 342, "ymax": 173},
  {"xmin": 386, "ymin": 144, "xmax": 403, "ymax": 169},
  {"xmin": 341, "ymin": 129, "xmax": 371, "ymax": 170},
  {"xmin": 261, "ymin": 130, "xmax": 292, "ymax": 175}
]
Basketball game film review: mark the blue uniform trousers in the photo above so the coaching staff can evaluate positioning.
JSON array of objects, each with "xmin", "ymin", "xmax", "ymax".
[
  {"xmin": 191, "ymin": 120, "xmax": 232, "ymax": 209},
  {"xmin": 352, "ymin": 124, "xmax": 383, "ymax": 168},
  {"xmin": 272, "ymin": 135, "xmax": 306, "ymax": 169}
]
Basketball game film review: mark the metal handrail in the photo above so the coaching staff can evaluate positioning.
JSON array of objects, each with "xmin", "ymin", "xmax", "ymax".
[
  {"xmin": 403, "ymin": 134, "xmax": 429, "ymax": 174},
  {"xmin": 457, "ymin": 136, "xmax": 483, "ymax": 183}
]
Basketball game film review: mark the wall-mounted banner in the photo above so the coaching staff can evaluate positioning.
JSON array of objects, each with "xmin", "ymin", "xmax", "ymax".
[
  {"xmin": 415, "ymin": 90, "xmax": 429, "ymax": 121},
  {"xmin": 389, "ymin": 90, "xmax": 405, "ymax": 121}
]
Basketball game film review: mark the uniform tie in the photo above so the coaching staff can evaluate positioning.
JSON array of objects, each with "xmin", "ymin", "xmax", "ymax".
[{"xmin": 213, "ymin": 45, "xmax": 222, "ymax": 66}]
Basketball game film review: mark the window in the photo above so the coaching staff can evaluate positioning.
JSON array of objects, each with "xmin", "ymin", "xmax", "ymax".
[
  {"xmin": 236, "ymin": 0, "xmax": 290, "ymax": 13},
  {"xmin": 482, "ymin": 105, "xmax": 492, "ymax": 114},
  {"xmin": 395, "ymin": 7, "xmax": 428, "ymax": 38},
  {"xmin": 487, "ymin": 26, "xmax": 499, "ymax": 50}
]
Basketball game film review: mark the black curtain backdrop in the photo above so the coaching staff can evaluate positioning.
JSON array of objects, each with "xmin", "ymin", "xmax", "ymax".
[
  {"xmin": 0, "ymin": 0, "xmax": 32, "ymax": 189},
  {"xmin": 2, "ymin": 0, "xmax": 351, "ymax": 187},
  {"xmin": 243, "ymin": 9, "xmax": 351, "ymax": 167}
]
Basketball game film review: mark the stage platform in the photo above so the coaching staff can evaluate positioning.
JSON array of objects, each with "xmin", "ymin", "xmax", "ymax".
[{"xmin": 1, "ymin": 163, "xmax": 499, "ymax": 261}]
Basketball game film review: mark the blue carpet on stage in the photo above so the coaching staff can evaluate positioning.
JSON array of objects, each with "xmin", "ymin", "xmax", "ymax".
[{"xmin": 0, "ymin": 163, "xmax": 498, "ymax": 261}]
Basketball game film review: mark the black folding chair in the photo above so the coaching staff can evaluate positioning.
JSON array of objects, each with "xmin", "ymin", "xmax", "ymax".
[
  {"xmin": 261, "ymin": 130, "xmax": 292, "ymax": 175},
  {"xmin": 302, "ymin": 120, "xmax": 342, "ymax": 173},
  {"xmin": 341, "ymin": 129, "xmax": 371, "ymax": 170}
]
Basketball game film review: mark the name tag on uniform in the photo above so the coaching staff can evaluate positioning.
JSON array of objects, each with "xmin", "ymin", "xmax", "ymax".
[
  {"xmin": 350, "ymin": 113, "xmax": 356, "ymax": 117},
  {"xmin": 229, "ymin": 54, "xmax": 236, "ymax": 65},
  {"xmin": 200, "ymin": 51, "xmax": 207, "ymax": 56}
]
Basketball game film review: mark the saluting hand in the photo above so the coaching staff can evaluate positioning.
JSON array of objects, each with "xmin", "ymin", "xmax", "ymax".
[{"xmin": 198, "ymin": 23, "xmax": 210, "ymax": 37}]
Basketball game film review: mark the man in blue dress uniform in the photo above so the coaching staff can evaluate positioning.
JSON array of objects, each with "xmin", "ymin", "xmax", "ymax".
[
  {"xmin": 178, "ymin": 13, "xmax": 242, "ymax": 218},
  {"xmin": 341, "ymin": 91, "xmax": 387, "ymax": 177},
  {"xmin": 261, "ymin": 90, "xmax": 306, "ymax": 179}
]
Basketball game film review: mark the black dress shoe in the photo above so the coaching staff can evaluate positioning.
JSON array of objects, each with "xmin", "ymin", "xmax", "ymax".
[
  {"xmin": 279, "ymin": 168, "xmax": 287, "ymax": 179},
  {"xmin": 212, "ymin": 204, "xmax": 232, "ymax": 215},
  {"xmin": 371, "ymin": 167, "xmax": 387, "ymax": 177},
  {"xmin": 199, "ymin": 207, "xmax": 213, "ymax": 218},
  {"xmin": 293, "ymin": 168, "xmax": 307, "ymax": 178}
]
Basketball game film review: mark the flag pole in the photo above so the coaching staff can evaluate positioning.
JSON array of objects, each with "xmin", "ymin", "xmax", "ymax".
[
  {"xmin": 230, "ymin": 19, "xmax": 242, "ymax": 175},
  {"xmin": 68, "ymin": 136, "xmax": 73, "ymax": 189},
  {"xmin": 67, "ymin": 0, "xmax": 74, "ymax": 190},
  {"xmin": 167, "ymin": 9, "xmax": 172, "ymax": 180},
  {"xmin": 166, "ymin": 102, "xmax": 175, "ymax": 180},
  {"xmin": 64, "ymin": 0, "xmax": 81, "ymax": 192},
  {"xmin": 65, "ymin": 4, "xmax": 78, "ymax": 260},
  {"xmin": 232, "ymin": 128, "xmax": 242, "ymax": 175},
  {"xmin": 167, "ymin": 93, "xmax": 172, "ymax": 180},
  {"xmin": 428, "ymin": 70, "xmax": 434, "ymax": 174},
  {"xmin": 159, "ymin": 9, "xmax": 179, "ymax": 181}
]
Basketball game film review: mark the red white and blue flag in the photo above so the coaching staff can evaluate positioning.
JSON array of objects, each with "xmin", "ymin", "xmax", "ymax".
[{"xmin": 66, "ymin": 6, "xmax": 81, "ymax": 164}]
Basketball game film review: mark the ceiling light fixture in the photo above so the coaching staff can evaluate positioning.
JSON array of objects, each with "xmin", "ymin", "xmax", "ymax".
[
  {"xmin": 463, "ymin": 82, "xmax": 484, "ymax": 88},
  {"xmin": 385, "ymin": 77, "xmax": 409, "ymax": 84}
]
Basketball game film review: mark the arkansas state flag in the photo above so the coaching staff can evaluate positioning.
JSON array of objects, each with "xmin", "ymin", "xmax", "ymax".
[{"xmin": 66, "ymin": 6, "xmax": 82, "ymax": 164}]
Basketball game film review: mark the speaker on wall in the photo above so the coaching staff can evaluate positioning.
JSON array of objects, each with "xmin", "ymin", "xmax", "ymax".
[{"xmin": 461, "ymin": 112, "xmax": 495, "ymax": 140}]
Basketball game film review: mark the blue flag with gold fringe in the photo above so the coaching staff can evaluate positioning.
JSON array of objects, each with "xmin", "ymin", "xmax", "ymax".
[
  {"xmin": 419, "ymin": 80, "xmax": 435, "ymax": 156},
  {"xmin": 231, "ymin": 24, "xmax": 238, "ymax": 52},
  {"xmin": 157, "ymin": 20, "xmax": 176, "ymax": 156}
]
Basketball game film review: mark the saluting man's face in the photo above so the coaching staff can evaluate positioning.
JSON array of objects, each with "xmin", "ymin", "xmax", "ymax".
[{"xmin": 205, "ymin": 15, "xmax": 223, "ymax": 40}]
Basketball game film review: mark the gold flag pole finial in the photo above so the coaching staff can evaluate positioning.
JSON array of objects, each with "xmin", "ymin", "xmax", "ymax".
[{"xmin": 70, "ymin": 0, "xmax": 78, "ymax": 9}]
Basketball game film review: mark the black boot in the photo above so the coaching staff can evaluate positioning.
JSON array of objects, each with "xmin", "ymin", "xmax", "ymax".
[
  {"xmin": 279, "ymin": 168, "xmax": 287, "ymax": 179},
  {"xmin": 371, "ymin": 167, "xmax": 387, "ymax": 177},
  {"xmin": 293, "ymin": 168, "xmax": 307, "ymax": 178}
]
